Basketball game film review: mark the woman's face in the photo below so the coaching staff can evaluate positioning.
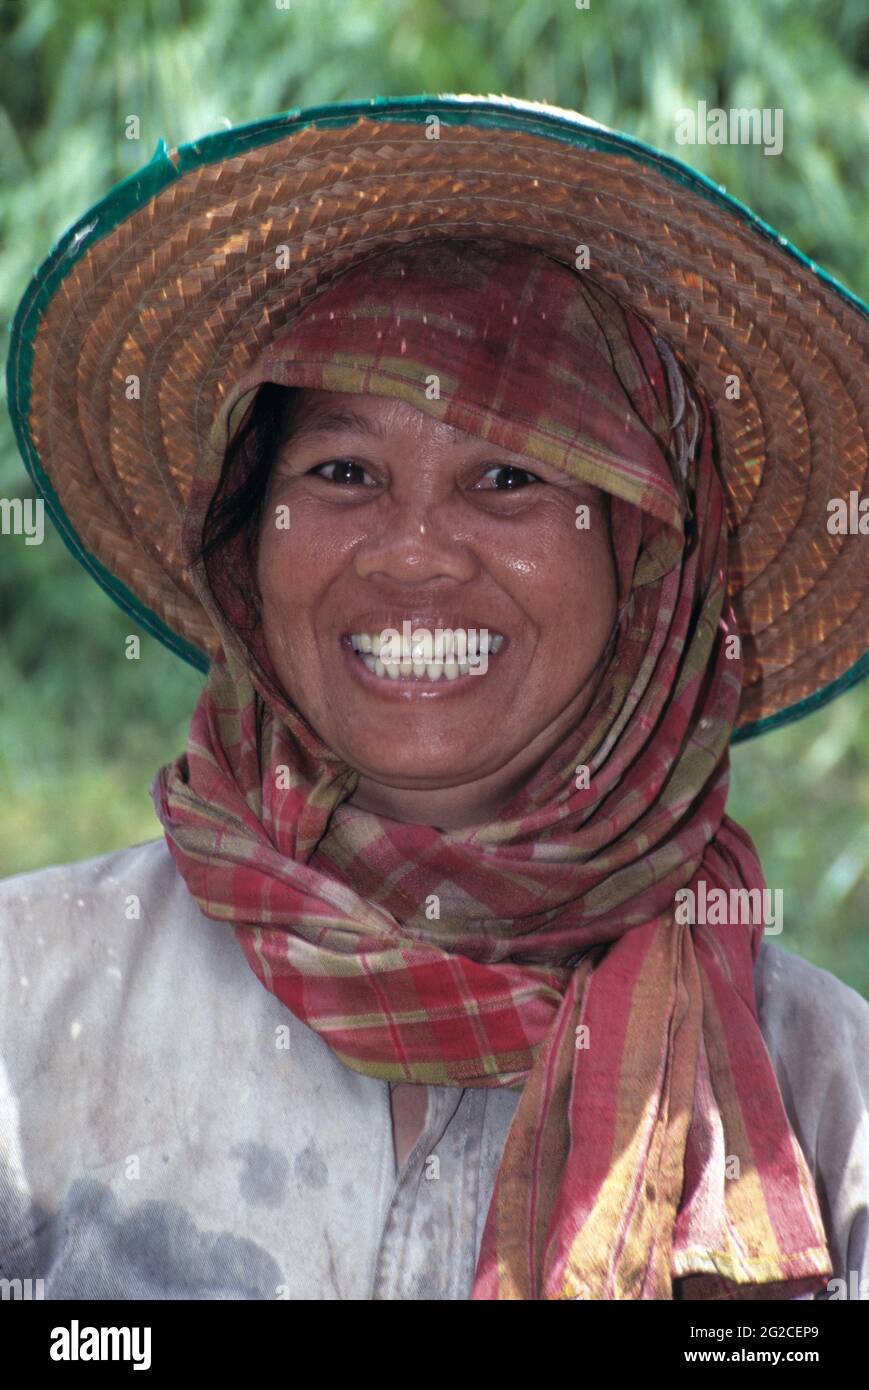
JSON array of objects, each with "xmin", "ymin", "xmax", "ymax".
[{"xmin": 256, "ymin": 389, "xmax": 618, "ymax": 826}]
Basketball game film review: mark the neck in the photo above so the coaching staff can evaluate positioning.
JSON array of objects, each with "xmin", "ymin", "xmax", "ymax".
[{"xmin": 348, "ymin": 766, "xmax": 532, "ymax": 831}]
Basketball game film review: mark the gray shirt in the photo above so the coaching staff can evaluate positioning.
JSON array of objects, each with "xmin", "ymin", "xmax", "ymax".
[{"xmin": 1, "ymin": 838, "xmax": 867, "ymax": 1300}]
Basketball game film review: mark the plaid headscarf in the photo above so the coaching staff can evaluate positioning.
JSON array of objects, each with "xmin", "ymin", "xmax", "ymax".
[{"xmin": 152, "ymin": 239, "xmax": 831, "ymax": 1299}]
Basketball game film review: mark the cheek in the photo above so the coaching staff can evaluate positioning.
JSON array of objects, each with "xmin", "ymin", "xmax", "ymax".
[
  {"xmin": 497, "ymin": 504, "xmax": 617, "ymax": 661},
  {"xmin": 256, "ymin": 497, "xmax": 343, "ymax": 623},
  {"xmin": 255, "ymin": 498, "xmax": 370, "ymax": 694},
  {"xmin": 256, "ymin": 528, "xmax": 291, "ymax": 638},
  {"xmin": 258, "ymin": 523, "xmax": 289, "ymax": 594},
  {"xmin": 255, "ymin": 506, "xmax": 327, "ymax": 663},
  {"xmin": 562, "ymin": 516, "xmax": 617, "ymax": 622}
]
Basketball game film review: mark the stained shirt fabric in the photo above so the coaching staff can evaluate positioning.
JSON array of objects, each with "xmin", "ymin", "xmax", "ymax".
[{"xmin": 0, "ymin": 837, "xmax": 867, "ymax": 1300}]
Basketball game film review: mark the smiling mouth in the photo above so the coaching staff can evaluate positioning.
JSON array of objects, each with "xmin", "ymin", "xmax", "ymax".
[{"xmin": 345, "ymin": 627, "xmax": 505, "ymax": 682}]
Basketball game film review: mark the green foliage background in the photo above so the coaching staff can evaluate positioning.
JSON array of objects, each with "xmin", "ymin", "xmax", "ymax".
[{"xmin": 1, "ymin": 0, "xmax": 867, "ymax": 993}]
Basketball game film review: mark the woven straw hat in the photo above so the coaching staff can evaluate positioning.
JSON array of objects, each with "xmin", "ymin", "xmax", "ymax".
[{"xmin": 7, "ymin": 93, "xmax": 868, "ymax": 741}]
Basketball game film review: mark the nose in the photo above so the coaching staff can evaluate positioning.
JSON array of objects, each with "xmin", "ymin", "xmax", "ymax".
[{"xmin": 353, "ymin": 498, "xmax": 478, "ymax": 585}]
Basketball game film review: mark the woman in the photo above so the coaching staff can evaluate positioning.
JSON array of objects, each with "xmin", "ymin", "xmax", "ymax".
[{"xmin": 2, "ymin": 95, "xmax": 867, "ymax": 1301}]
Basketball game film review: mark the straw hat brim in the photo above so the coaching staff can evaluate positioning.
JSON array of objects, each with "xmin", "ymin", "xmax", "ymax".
[{"xmin": 7, "ymin": 94, "xmax": 868, "ymax": 741}]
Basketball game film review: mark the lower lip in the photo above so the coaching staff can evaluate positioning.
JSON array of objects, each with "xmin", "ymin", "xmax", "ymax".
[{"xmin": 340, "ymin": 638, "xmax": 503, "ymax": 699}]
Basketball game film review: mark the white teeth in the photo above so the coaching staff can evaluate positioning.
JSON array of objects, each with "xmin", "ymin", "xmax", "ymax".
[{"xmin": 349, "ymin": 628, "xmax": 504, "ymax": 681}]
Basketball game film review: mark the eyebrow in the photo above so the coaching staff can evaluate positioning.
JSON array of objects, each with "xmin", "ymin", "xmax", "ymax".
[{"xmin": 283, "ymin": 407, "xmax": 468, "ymax": 447}]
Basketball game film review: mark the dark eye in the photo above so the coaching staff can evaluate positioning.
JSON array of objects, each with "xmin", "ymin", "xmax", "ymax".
[
  {"xmin": 478, "ymin": 464, "xmax": 542, "ymax": 490},
  {"xmin": 310, "ymin": 459, "xmax": 375, "ymax": 485}
]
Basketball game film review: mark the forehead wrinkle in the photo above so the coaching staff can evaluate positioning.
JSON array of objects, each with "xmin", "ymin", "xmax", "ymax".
[
  {"xmin": 284, "ymin": 403, "xmax": 473, "ymax": 447},
  {"xmin": 284, "ymin": 407, "xmax": 388, "ymax": 443}
]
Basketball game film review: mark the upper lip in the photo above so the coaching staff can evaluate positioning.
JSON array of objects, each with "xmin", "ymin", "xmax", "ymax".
[{"xmin": 341, "ymin": 613, "xmax": 505, "ymax": 636}]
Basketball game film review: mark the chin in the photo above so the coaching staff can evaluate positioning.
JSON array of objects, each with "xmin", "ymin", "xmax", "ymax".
[{"xmin": 346, "ymin": 746, "xmax": 491, "ymax": 788}]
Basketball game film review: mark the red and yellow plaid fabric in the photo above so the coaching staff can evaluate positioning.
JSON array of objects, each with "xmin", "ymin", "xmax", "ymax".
[{"xmin": 152, "ymin": 240, "xmax": 831, "ymax": 1299}]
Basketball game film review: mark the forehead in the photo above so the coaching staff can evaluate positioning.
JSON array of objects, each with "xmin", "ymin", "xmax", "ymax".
[{"xmin": 284, "ymin": 390, "xmax": 480, "ymax": 446}]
